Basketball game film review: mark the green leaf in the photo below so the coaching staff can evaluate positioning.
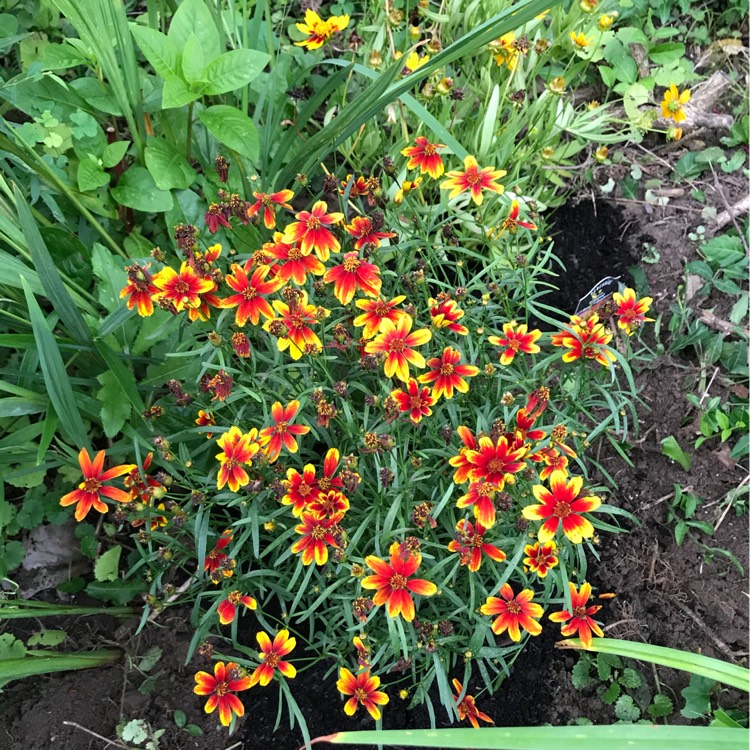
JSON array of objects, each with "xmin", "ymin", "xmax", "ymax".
[
  {"xmin": 86, "ymin": 578, "xmax": 147, "ymax": 606},
  {"xmin": 614, "ymin": 694, "xmax": 641, "ymax": 722},
  {"xmin": 129, "ymin": 24, "xmax": 179, "ymax": 79},
  {"xmin": 0, "ymin": 633, "xmax": 26, "ymax": 660},
  {"xmin": 167, "ymin": 0, "xmax": 220, "ymax": 61},
  {"xmin": 648, "ymin": 693, "xmax": 674, "ymax": 719},
  {"xmin": 601, "ymin": 681, "xmax": 621, "ymax": 704},
  {"xmin": 75, "ymin": 523, "xmax": 98, "ymax": 559},
  {"xmin": 661, "ymin": 435, "xmax": 692, "ymax": 471},
  {"xmin": 0, "ymin": 541, "xmax": 25, "ymax": 575},
  {"xmin": 681, "ymin": 674, "xmax": 714, "ymax": 719},
  {"xmin": 110, "ymin": 167, "xmax": 173, "ymax": 212},
  {"xmin": 201, "ymin": 49, "xmax": 270, "ymax": 95},
  {"xmin": 181, "ymin": 32, "xmax": 205, "ymax": 85},
  {"xmin": 27, "ymin": 629, "xmax": 67, "ymax": 647},
  {"xmin": 572, "ymin": 657, "xmax": 593, "ymax": 689},
  {"xmin": 120, "ymin": 719, "xmax": 149, "ymax": 744},
  {"xmin": 97, "ymin": 370, "xmax": 131, "ymax": 438},
  {"xmin": 144, "ymin": 137, "xmax": 196, "ymax": 190},
  {"xmin": 199, "ymin": 105, "xmax": 259, "ymax": 162},
  {"xmin": 174, "ymin": 709, "xmax": 187, "ymax": 728},
  {"xmin": 162, "ymin": 74, "xmax": 201, "ymax": 109},
  {"xmin": 94, "ymin": 545, "xmax": 122, "ymax": 582},
  {"xmin": 102, "ymin": 141, "xmax": 129, "ymax": 168},
  {"xmin": 77, "ymin": 156, "xmax": 110, "ymax": 192},
  {"xmin": 649, "ymin": 42, "xmax": 685, "ymax": 65},
  {"xmin": 619, "ymin": 667, "xmax": 643, "ymax": 689},
  {"xmin": 41, "ymin": 42, "xmax": 89, "ymax": 70}
]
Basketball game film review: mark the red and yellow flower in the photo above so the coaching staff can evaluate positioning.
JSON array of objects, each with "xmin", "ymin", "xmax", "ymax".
[
  {"xmin": 365, "ymin": 316, "xmax": 432, "ymax": 382},
  {"xmin": 217, "ymin": 590, "xmax": 258, "ymax": 625},
  {"xmin": 215, "ymin": 426, "xmax": 261, "ymax": 492},
  {"xmin": 204, "ymin": 531, "xmax": 233, "ymax": 577},
  {"xmin": 247, "ymin": 189, "xmax": 294, "ymax": 229},
  {"xmin": 401, "ymin": 136, "xmax": 446, "ymax": 179},
  {"xmin": 456, "ymin": 479, "xmax": 500, "ymax": 529},
  {"xmin": 291, "ymin": 512, "xmax": 343, "ymax": 565},
  {"xmin": 613, "ymin": 287, "xmax": 653, "ymax": 335},
  {"xmin": 282, "ymin": 464, "xmax": 319, "ymax": 516},
  {"xmin": 522, "ymin": 470, "xmax": 602, "ymax": 544},
  {"xmin": 523, "ymin": 540, "xmax": 559, "ymax": 578},
  {"xmin": 195, "ymin": 409, "xmax": 216, "ymax": 439},
  {"xmin": 194, "ymin": 661, "xmax": 252, "ymax": 726},
  {"xmin": 495, "ymin": 200, "xmax": 537, "ymax": 236},
  {"xmin": 60, "ymin": 448, "xmax": 136, "ymax": 522},
  {"xmin": 362, "ymin": 541, "xmax": 437, "ymax": 622},
  {"xmin": 488, "ymin": 321, "xmax": 542, "ymax": 365},
  {"xmin": 419, "ymin": 346, "xmax": 479, "ymax": 400},
  {"xmin": 152, "ymin": 262, "xmax": 215, "ymax": 312},
  {"xmin": 429, "ymin": 298, "xmax": 468, "ymax": 335},
  {"xmin": 120, "ymin": 263, "xmax": 158, "ymax": 317},
  {"xmin": 263, "ymin": 233, "xmax": 325, "ymax": 285},
  {"xmin": 390, "ymin": 378, "xmax": 436, "ymax": 424},
  {"xmin": 549, "ymin": 581, "xmax": 604, "ymax": 648},
  {"xmin": 448, "ymin": 519, "xmax": 506, "ymax": 572},
  {"xmin": 317, "ymin": 447, "xmax": 350, "ymax": 495},
  {"xmin": 306, "ymin": 488, "xmax": 350, "ymax": 518},
  {"xmin": 221, "ymin": 263, "xmax": 284, "ymax": 327},
  {"xmin": 452, "ymin": 679, "xmax": 494, "ymax": 729},
  {"xmin": 448, "ymin": 426, "xmax": 478, "ymax": 484},
  {"xmin": 265, "ymin": 291, "xmax": 323, "ymax": 359},
  {"xmin": 535, "ymin": 447, "xmax": 569, "ymax": 481},
  {"xmin": 324, "ymin": 252, "xmax": 382, "ymax": 305},
  {"xmin": 259, "ymin": 400, "xmax": 310, "ymax": 462},
  {"xmin": 249, "ymin": 630, "xmax": 297, "ymax": 686},
  {"xmin": 344, "ymin": 216, "xmax": 396, "ymax": 251},
  {"xmin": 393, "ymin": 176, "xmax": 422, "ymax": 205},
  {"xmin": 282, "ymin": 200, "xmax": 344, "ymax": 261},
  {"xmin": 353, "ymin": 295, "xmax": 408, "ymax": 339},
  {"xmin": 551, "ymin": 314, "xmax": 616, "ymax": 367},
  {"xmin": 294, "ymin": 9, "xmax": 350, "ymax": 50},
  {"xmin": 440, "ymin": 155, "xmax": 506, "ymax": 205},
  {"xmin": 337, "ymin": 668, "xmax": 389, "ymax": 720},
  {"xmin": 466, "ymin": 435, "xmax": 528, "ymax": 488},
  {"xmin": 480, "ymin": 584, "xmax": 544, "ymax": 642}
]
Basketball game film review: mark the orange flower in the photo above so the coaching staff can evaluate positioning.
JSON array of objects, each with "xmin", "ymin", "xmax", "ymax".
[
  {"xmin": 452, "ymin": 679, "xmax": 494, "ymax": 728},
  {"xmin": 217, "ymin": 590, "xmax": 258, "ymax": 625},
  {"xmin": 249, "ymin": 630, "xmax": 297, "ymax": 686},
  {"xmin": 362, "ymin": 541, "xmax": 437, "ymax": 622},
  {"xmin": 317, "ymin": 447, "xmax": 348, "ymax": 494},
  {"xmin": 282, "ymin": 464, "xmax": 319, "ymax": 517},
  {"xmin": 263, "ymin": 232, "xmax": 325, "ymax": 285},
  {"xmin": 466, "ymin": 435, "xmax": 528, "ymax": 488},
  {"xmin": 306, "ymin": 488, "xmax": 350, "ymax": 518},
  {"xmin": 353, "ymin": 295, "xmax": 408, "ymax": 339},
  {"xmin": 195, "ymin": 408, "xmax": 215, "ymax": 439},
  {"xmin": 152, "ymin": 262, "xmax": 215, "ymax": 312},
  {"xmin": 448, "ymin": 519, "xmax": 506, "ymax": 572},
  {"xmin": 120, "ymin": 263, "xmax": 157, "ymax": 317},
  {"xmin": 419, "ymin": 346, "xmax": 479, "ymax": 400},
  {"xmin": 291, "ymin": 512, "xmax": 342, "ymax": 565},
  {"xmin": 549, "ymin": 581, "xmax": 604, "ymax": 648},
  {"xmin": 265, "ymin": 291, "xmax": 323, "ymax": 359},
  {"xmin": 344, "ymin": 216, "xmax": 396, "ymax": 251},
  {"xmin": 480, "ymin": 583, "xmax": 544, "ymax": 641},
  {"xmin": 60, "ymin": 448, "xmax": 136, "ymax": 522},
  {"xmin": 456, "ymin": 479, "xmax": 500, "ymax": 529},
  {"xmin": 551, "ymin": 314, "xmax": 615, "ymax": 367},
  {"xmin": 613, "ymin": 287, "xmax": 653, "ymax": 335},
  {"xmin": 186, "ymin": 280, "xmax": 222, "ymax": 323},
  {"xmin": 215, "ymin": 427, "xmax": 261, "ymax": 492},
  {"xmin": 390, "ymin": 378, "xmax": 436, "ymax": 424},
  {"xmin": 488, "ymin": 321, "xmax": 542, "ymax": 365},
  {"xmin": 440, "ymin": 155, "xmax": 506, "ymax": 205},
  {"xmin": 204, "ymin": 531, "xmax": 234, "ymax": 577},
  {"xmin": 496, "ymin": 200, "xmax": 537, "ymax": 235},
  {"xmin": 430, "ymin": 298, "xmax": 468, "ymax": 335},
  {"xmin": 523, "ymin": 540, "xmax": 558, "ymax": 578},
  {"xmin": 401, "ymin": 136, "xmax": 446, "ymax": 179},
  {"xmin": 282, "ymin": 200, "xmax": 344, "ymax": 261},
  {"xmin": 221, "ymin": 263, "xmax": 284, "ymax": 326},
  {"xmin": 259, "ymin": 400, "xmax": 310, "ymax": 462},
  {"xmin": 337, "ymin": 668, "xmax": 389, "ymax": 720},
  {"xmin": 247, "ymin": 189, "xmax": 294, "ymax": 230},
  {"xmin": 324, "ymin": 252, "xmax": 382, "ymax": 305},
  {"xmin": 194, "ymin": 661, "xmax": 252, "ymax": 726},
  {"xmin": 522, "ymin": 470, "xmax": 602, "ymax": 544},
  {"xmin": 364, "ymin": 316, "xmax": 432, "ymax": 382},
  {"xmin": 448, "ymin": 426, "xmax": 478, "ymax": 484}
]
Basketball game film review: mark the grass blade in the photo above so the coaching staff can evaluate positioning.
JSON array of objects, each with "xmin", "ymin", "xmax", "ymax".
[{"xmin": 0, "ymin": 650, "xmax": 122, "ymax": 685}]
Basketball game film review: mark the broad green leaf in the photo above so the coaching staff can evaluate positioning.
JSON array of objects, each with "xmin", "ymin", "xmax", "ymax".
[
  {"xmin": 129, "ymin": 24, "xmax": 179, "ymax": 78},
  {"xmin": 0, "ymin": 650, "xmax": 121, "ymax": 687},
  {"xmin": 41, "ymin": 42, "xmax": 89, "ymax": 70},
  {"xmin": 86, "ymin": 578, "xmax": 147, "ymax": 605},
  {"xmin": 162, "ymin": 74, "xmax": 201, "ymax": 109},
  {"xmin": 94, "ymin": 545, "xmax": 122, "ymax": 582},
  {"xmin": 110, "ymin": 167, "xmax": 173, "ymax": 212},
  {"xmin": 614, "ymin": 694, "xmax": 641, "ymax": 722},
  {"xmin": 102, "ymin": 140, "xmax": 129, "ymax": 168},
  {"xmin": 648, "ymin": 693, "xmax": 674, "ymax": 719},
  {"xmin": 145, "ymin": 137, "xmax": 196, "ymax": 190},
  {"xmin": 167, "ymin": 0, "xmax": 220, "ymax": 61},
  {"xmin": 681, "ymin": 674, "xmax": 714, "ymax": 719},
  {"xmin": 660, "ymin": 435, "xmax": 692, "ymax": 471},
  {"xmin": 0, "ymin": 633, "xmax": 26, "ymax": 660},
  {"xmin": 77, "ymin": 157, "xmax": 110, "ymax": 192},
  {"xmin": 201, "ymin": 49, "xmax": 270, "ymax": 95},
  {"xmin": 199, "ymin": 105, "xmax": 259, "ymax": 162},
  {"xmin": 97, "ymin": 370, "xmax": 131, "ymax": 438},
  {"xmin": 181, "ymin": 32, "xmax": 204, "ymax": 85},
  {"xmin": 27, "ymin": 630, "xmax": 67, "ymax": 647},
  {"xmin": 649, "ymin": 42, "xmax": 685, "ymax": 65}
]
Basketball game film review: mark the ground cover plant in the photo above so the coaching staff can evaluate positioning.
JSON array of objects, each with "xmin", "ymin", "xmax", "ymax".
[{"xmin": 0, "ymin": 0, "xmax": 747, "ymax": 748}]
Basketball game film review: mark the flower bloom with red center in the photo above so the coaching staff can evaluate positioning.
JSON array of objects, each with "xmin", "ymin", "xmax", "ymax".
[
  {"xmin": 430, "ymin": 298, "xmax": 468, "ymax": 335},
  {"xmin": 264, "ymin": 292, "xmax": 323, "ymax": 360},
  {"xmin": 317, "ymin": 447, "xmax": 349, "ymax": 495},
  {"xmin": 466, "ymin": 435, "xmax": 528, "ymax": 488},
  {"xmin": 496, "ymin": 200, "xmax": 537, "ymax": 235},
  {"xmin": 523, "ymin": 540, "xmax": 558, "ymax": 578},
  {"xmin": 259, "ymin": 400, "xmax": 310, "ymax": 463},
  {"xmin": 452, "ymin": 679, "xmax": 494, "ymax": 729},
  {"xmin": 216, "ymin": 427, "xmax": 261, "ymax": 492},
  {"xmin": 522, "ymin": 470, "xmax": 602, "ymax": 544},
  {"xmin": 294, "ymin": 9, "xmax": 350, "ymax": 50},
  {"xmin": 456, "ymin": 479, "xmax": 500, "ymax": 529},
  {"xmin": 337, "ymin": 668, "xmax": 389, "ymax": 719},
  {"xmin": 390, "ymin": 378, "xmax": 436, "ymax": 424},
  {"xmin": 364, "ymin": 316, "xmax": 432, "ymax": 382},
  {"xmin": 344, "ymin": 216, "xmax": 396, "ymax": 251},
  {"xmin": 549, "ymin": 581, "xmax": 604, "ymax": 648},
  {"xmin": 291, "ymin": 512, "xmax": 342, "ymax": 565},
  {"xmin": 535, "ymin": 447, "xmax": 569, "ymax": 481},
  {"xmin": 194, "ymin": 661, "xmax": 252, "ymax": 726},
  {"xmin": 60, "ymin": 448, "xmax": 136, "ymax": 522},
  {"xmin": 401, "ymin": 136, "xmax": 446, "ymax": 179},
  {"xmin": 362, "ymin": 541, "xmax": 437, "ymax": 622},
  {"xmin": 448, "ymin": 426, "xmax": 478, "ymax": 484},
  {"xmin": 488, "ymin": 321, "xmax": 542, "ymax": 365},
  {"xmin": 448, "ymin": 519, "xmax": 506, "ymax": 572},
  {"xmin": 480, "ymin": 583, "xmax": 544, "ymax": 642},
  {"xmin": 551, "ymin": 314, "xmax": 616, "ymax": 368},
  {"xmin": 152, "ymin": 262, "xmax": 215, "ymax": 312},
  {"xmin": 221, "ymin": 263, "xmax": 284, "ymax": 327},
  {"xmin": 353, "ymin": 295, "xmax": 408, "ymax": 339},
  {"xmin": 419, "ymin": 347, "xmax": 479, "ymax": 400},
  {"xmin": 282, "ymin": 200, "xmax": 344, "ymax": 261},
  {"xmin": 247, "ymin": 189, "xmax": 294, "ymax": 229},
  {"xmin": 249, "ymin": 630, "xmax": 297, "ymax": 686},
  {"xmin": 263, "ymin": 232, "xmax": 325, "ymax": 285},
  {"xmin": 340, "ymin": 174, "xmax": 369, "ymax": 199},
  {"xmin": 306, "ymin": 488, "xmax": 350, "ymax": 518},
  {"xmin": 217, "ymin": 590, "xmax": 258, "ymax": 625},
  {"xmin": 440, "ymin": 155, "xmax": 506, "ymax": 205},
  {"xmin": 204, "ymin": 531, "xmax": 233, "ymax": 576},
  {"xmin": 613, "ymin": 287, "xmax": 654, "ymax": 336},
  {"xmin": 282, "ymin": 464, "xmax": 319, "ymax": 516},
  {"xmin": 324, "ymin": 252, "xmax": 382, "ymax": 305},
  {"xmin": 120, "ymin": 263, "xmax": 158, "ymax": 317}
]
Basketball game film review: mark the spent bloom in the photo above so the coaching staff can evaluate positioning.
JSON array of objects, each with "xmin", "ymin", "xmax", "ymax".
[
  {"xmin": 336, "ymin": 668, "xmax": 389, "ymax": 720},
  {"xmin": 613, "ymin": 287, "xmax": 654, "ymax": 335},
  {"xmin": 452, "ymin": 679, "xmax": 494, "ymax": 728},
  {"xmin": 249, "ymin": 630, "xmax": 297, "ymax": 686},
  {"xmin": 441, "ymin": 155, "xmax": 506, "ymax": 205},
  {"xmin": 259, "ymin": 400, "xmax": 310, "ymax": 462},
  {"xmin": 661, "ymin": 84, "xmax": 690, "ymax": 123},
  {"xmin": 194, "ymin": 661, "xmax": 252, "ymax": 726},
  {"xmin": 489, "ymin": 321, "xmax": 542, "ymax": 365},
  {"xmin": 549, "ymin": 581, "xmax": 604, "ymax": 648},
  {"xmin": 480, "ymin": 583, "xmax": 544, "ymax": 642},
  {"xmin": 401, "ymin": 136, "xmax": 446, "ymax": 179}
]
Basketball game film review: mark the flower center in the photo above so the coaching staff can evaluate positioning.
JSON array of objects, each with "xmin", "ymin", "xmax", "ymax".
[
  {"xmin": 668, "ymin": 100, "xmax": 681, "ymax": 112},
  {"xmin": 439, "ymin": 363, "xmax": 454, "ymax": 375},
  {"xmin": 354, "ymin": 687, "xmax": 368, "ymax": 703},
  {"xmin": 318, "ymin": 477, "xmax": 332, "ymax": 491},
  {"xmin": 389, "ymin": 574, "xmax": 408, "ymax": 590},
  {"xmin": 306, "ymin": 217, "xmax": 321, "ymax": 231},
  {"xmin": 276, "ymin": 421, "xmax": 289, "ymax": 434},
  {"xmin": 424, "ymin": 144, "xmax": 436, "ymax": 155},
  {"xmin": 573, "ymin": 605, "xmax": 587, "ymax": 618},
  {"xmin": 389, "ymin": 338, "xmax": 406, "ymax": 353},
  {"xmin": 506, "ymin": 600, "xmax": 521, "ymax": 614},
  {"xmin": 409, "ymin": 395, "xmax": 424, "ymax": 409},
  {"xmin": 486, "ymin": 459, "xmax": 504, "ymax": 474},
  {"xmin": 228, "ymin": 590, "xmax": 242, "ymax": 604},
  {"xmin": 343, "ymin": 257, "xmax": 361, "ymax": 272},
  {"xmin": 214, "ymin": 681, "xmax": 229, "ymax": 697},
  {"xmin": 471, "ymin": 534, "xmax": 484, "ymax": 548},
  {"xmin": 311, "ymin": 524, "xmax": 327, "ymax": 540},
  {"xmin": 263, "ymin": 652, "xmax": 279, "ymax": 668},
  {"xmin": 224, "ymin": 458, "xmax": 238, "ymax": 471},
  {"xmin": 553, "ymin": 500, "xmax": 571, "ymax": 518},
  {"xmin": 465, "ymin": 170, "xmax": 481, "ymax": 186},
  {"xmin": 242, "ymin": 287, "xmax": 257, "ymax": 300},
  {"xmin": 476, "ymin": 481, "xmax": 495, "ymax": 496},
  {"xmin": 375, "ymin": 302, "xmax": 389, "ymax": 316},
  {"xmin": 298, "ymin": 482, "xmax": 312, "ymax": 496},
  {"xmin": 174, "ymin": 280, "xmax": 190, "ymax": 294},
  {"xmin": 82, "ymin": 477, "xmax": 102, "ymax": 493},
  {"xmin": 288, "ymin": 247, "xmax": 303, "ymax": 260}
]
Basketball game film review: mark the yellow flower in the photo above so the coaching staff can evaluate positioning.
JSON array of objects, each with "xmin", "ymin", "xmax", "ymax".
[
  {"xmin": 394, "ymin": 177, "xmax": 423, "ymax": 204},
  {"xmin": 548, "ymin": 76, "xmax": 566, "ymax": 94},
  {"xmin": 598, "ymin": 13, "xmax": 616, "ymax": 31},
  {"xmin": 594, "ymin": 146, "xmax": 609, "ymax": 163},
  {"xmin": 490, "ymin": 32, "xmax": 519, "ymax": 71},
  {"xmin": 401, "ymin": 50, "xmax": 429, "ymax": 75},
  {"xmin": 295, "ymin": 9, "xmax": 350, "ymax": 50},
  {"xmin": 661, "ymin": 84, "xmax": 691, "ymax": 123},
  {"xmin": 579, "ymin": 0, "xmax": 597, "ymax": 12},
  {"xmin": 667, "ymin": 126, "xmax": 683, "ymax": 141},
  {"xmin": 570, "ymin": 31, "xmax": 593, "ymax": 49}
]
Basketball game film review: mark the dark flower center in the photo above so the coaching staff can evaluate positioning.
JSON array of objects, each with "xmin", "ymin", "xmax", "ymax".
[
  {"xmin": 553, "ymin": 500, "xmax": 571, "ymax": 518},
  {"xmin": 389, "ymin": 574, "xmax": 408, "ymax": 590}
]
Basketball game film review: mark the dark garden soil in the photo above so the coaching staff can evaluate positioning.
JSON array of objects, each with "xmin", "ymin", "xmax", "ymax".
[{"xmin": 2, "ymin": 157, "xmax": 748, "ymax": 749}]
